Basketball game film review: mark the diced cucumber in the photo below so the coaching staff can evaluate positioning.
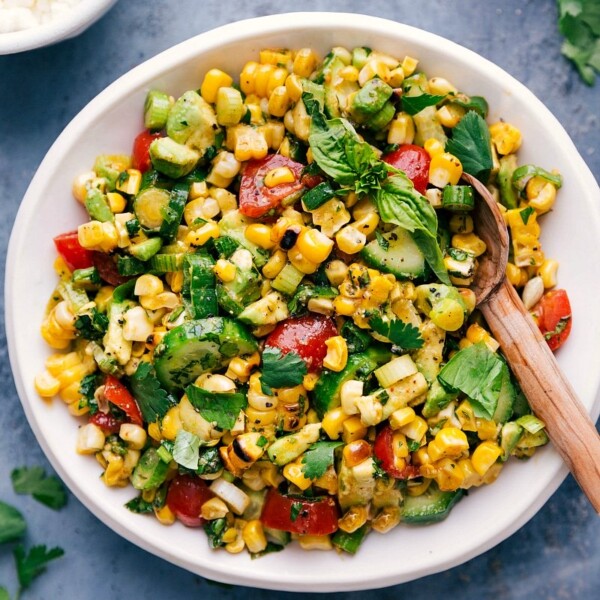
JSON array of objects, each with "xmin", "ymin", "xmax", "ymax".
[
  {"xmin": 332, "ymin": 525, "xmax": 368, "ymax": 554},
  {"xmin": 362, "ymin": 226, "xmax": 426, "ymax": 280},
  {"xmin": 267, "ymin": 423, "xmax": 321, "ymax": 466},
  {"xmin": 149, "ymin": 253, "xmax": 185, "ymax": 273},
  {"xmin": 85, "ymin": 188, "xmax": 114, "ymax": 223},
  {"xmin": 159, "ymin": 183, "xmax": 189, "ymax": 242},
  {"xmin": 153, "ymin": 317, "xmax": 258, "ymax": 391},
  {"xmin": 422, "ymin": 379, "xmax": 458, "ymax": 418},
  {"xmin": 218, "ymin": 210, "xmax": 269, "ymax": 268},
  {"xmin": 182, "ymin": 252, "xmax": 217, "ymax": 319},
  {"xmin": 144, "ymin": 90, "xmax": 171, "ymax": 131},
  {"xmin": 131, "ymin": 448, "xmax": 169, "ymax": 490},
  {"xmin": 271, "ymin": 263, "xmax": 304, "ymax": 295},
  {"xmin": 129, "ymin": 237, "xmax": 163, "ymax": 261},
  {"xmin": 500, "ymin": 421, "xmax": 524, "ymax": 461},
  {"xmin": 401, "ymin": 482, "xmax": 464, "ymax": 524}
]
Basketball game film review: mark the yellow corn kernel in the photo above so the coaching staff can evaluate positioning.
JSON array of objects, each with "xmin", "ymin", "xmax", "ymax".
[
  {"xmin": 466, "ymin": 323, "xmax": 500, "ymax": 352},
  {"xmin": 103, "ymin": 456, "xmax": 125, "ymax": 487},
  {"xmin": 539, "ymin": 259, "xmax": 559, "ymax": 289},
  {"xmin": 341, "ymin": 416, "xmax": 368, "ymax": 444},
  {"xmin": 35, "ymin": 370, "xmax": 61, "ymax": 397},
  {"xmin": 240, "ymin": 61, "xmax": 259, "ymax": 95},
  {"xmin": 242, "ymin": 520, "xmax": 268, "ymax": 554},
  {"xmin": 214, "ymin": 259, "xmax": 237, "ymax": 283},
  {"xmin": 114, "ymin": 169, "xmax": 141, "ymax": 196},
  {"xmin": 245, "ymin": 406, "xmax": 277, "ymax": 428},
  {"xmin": 260, "ymin": 48, "xmax": 292, "ymax": 66},
  {"xmin": 264, "ymin": 166, "xmax": 295, "ymax": 188},
  {"xmin": 298, "ymin": 534, "xmax": 333, "ymax": 551},
  {"xmin": 267, "ymin": 67, "xmax": 289, "ymax": 96},
  {"xmin": 296, "ymin": 228, "xmax": 334, "ymax": 264},
  {"xmin": 335, "ymin": 226, "xmax": 366, "ymax": 254},
  {"xmin": 449, "ymin": 214, "xmax": 474, "ymax": 234},
  {"xmin": 321, "ymin": 407, "xmax": 350, "ymax": 440},
  {"xmin": 242, "ymin": 224, "xmax": 273, "ymax": 250},
  {"xmin": 399, "ymin": 416, "xmax": 428, "ymax": 443},
  {"xmin": 436, "ymin": 104, "xmax": 465, "ymax": 128},
  {"xmin": 262, "ymin": 250, "xmax": 287, "ymax": 279},
  {"xmin": 435, "ymin": 427, "xmax": 469, "ymax": 458},
  {"xmin": 77, "ymin": 221, "xmax": 110, "ymax": 250},
  {"xmin": 412, "ymin": 448, "xmax": 431, "ymax": 468},
  {"xmin": 283, "ymin": 460, "xmax": 313, "ymax": 490},
  {"xmin": 160, "ymin": 406, "xmax": 182, "ymax": 441},
  {"xmin": 288, "ymin": 247, "xmax": 319, "ymax": 275},
  {"xmin": 457, "ymin": 458, "xmax": 482, "ymax": 489},
  {"xmin": 451, "ymin": 232, "xmax": 487, "ymax": 257},
  {"xmin": 154, "ymin": 504, "xmax": 176, "ymax": 525},
  {"xmin": 456, "ymin": 400, "xmax": 478, "ymax": 432},
  {"xmin": 424, "ymin": 138, "xmax": 445, "ymax": 158},
  {"xmin": 186, "ymin": 221, "xmax": 220, "ymax": 247},
  {"xmin": 429, "ymin": 152, "xmax": 463, "ymax": 188},
  {"xmin": 267, "ymin": 85, "xmax": 290, "ymax": 118},
  {"xmin": 201, "ymin": 68, "xmax": 233, "ymax": 104},
  {"xmin": 189, "ymin": 180, "xmax": 208, "ymax": 199},
  {"xmin": 284, "ymin": 75, "xmax": 303, "ymax": 105},
  {"xmin": 253, "ymin": 63, "xmax": 275, "ymax": 97},
  {"xmin": 148, "ymin": 422, "xmax": 162, "ymax": 442},
  {"xmin": 527, "ymin": 179, "xmax": 557, "ymax": 214},
  {"xmin": 323, "ymin": 336, "xmax": 348, "ymax": 372},
  {"xmin": 333, "ymin": 295, "xmax": 360, "ymax": 317},
  {"xmin": 428, "ymin": 76, "xmax": 457, "ymax": 95},
  {"xmin": 338, "ymin": 505, "xmax": 368, "ymax": 533},
  {"xmin": 471, "ymin": 441, "xmax": 503, "ymax": 476},
  {"xmin": 489, "ymin": 122, "xmax": 522, "ymax": 155},
  {"xmin": 106, "ymin": 192, "xmax": 126, "ymax": 213},
  {"xmin": 435, "ymin": 458, "xmax": 465, "ymax": 491},
  {"xmin": 337, "ymin": 64, "xmax": 359, "ymax": 82},
  {"xmin": 72, "ymin": 170, "xmax": 97, "ymax": 203},
  {"xmin": 371, "ymin": 506, "xmax": 401, "ymax": 534},
  {"xmin": 391, "ymin": 432, "xmax": 409, "ymax": 460},
  {"xmin": 59, "ymin": 381, "xmax": 82, "ymax": 404},
  {"xmin": 476, "ymin": 418, "xmax": 499, "ymax": 441},
  {"xmin": 302, "ymin": 373, "xmax": 319, "ymax": 392},
  {"xmin": 358, "ymin": 58, "xmax": 390, "ymax": 86},
  {"xmin": 292, "ymin": 48, "xmax": 318, "ymax": 77},
  {"xmin": 134, "ymin": 274, "xmax": 163, "ymax": 297},
  {"xmin": 407, "ymin": 478, "xmax": 431, "ymax": 497},
  {"xmin": 352, "ymin": 212, "xmax": 380, "ymax": 237},
  {"xmin": 56, "ymin": 362, "xmax": 94, "ymax": 388},
  {"xmin": 506, "ymin": 262, "xmax": 528, "ymax": 288},
  {"xmin": 389, "ymin": 407, "xmax": 416, "ymax": 429},
  {"xmin": 325, "ymin": 260, "xmax": 348, "ymax": 287},
  {"xmin": 221, "ymin": 527, "xmax": 239, "ymax": 544},
  {"xmin": 386, "ymin": 66, "xmax": 404, "ymax": 88},
  {"xmin": 401, "ymin": 55, "xmax": 418, "ymax": 76},
  {"xmin": 387, "ymin": 112, "xmax": 415, "ymax": 145},
  {"xmin": 201, "ymin": 497, "xmax": 229, "ymax": 520}
]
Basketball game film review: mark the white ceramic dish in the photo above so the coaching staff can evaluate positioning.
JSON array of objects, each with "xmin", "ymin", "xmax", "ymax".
[
  {"xmin": 6, "ymin": 12, "xmax": 600, "ymax": 592},
  {"xmin": 0, "ymin": 0, "xmax": 117, "ymax": 55}
]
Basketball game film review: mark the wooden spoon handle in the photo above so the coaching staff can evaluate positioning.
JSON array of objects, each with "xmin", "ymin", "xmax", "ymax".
[{"xmin": 481, "ymin": 279, "xmax": 600, "ymax": 512}]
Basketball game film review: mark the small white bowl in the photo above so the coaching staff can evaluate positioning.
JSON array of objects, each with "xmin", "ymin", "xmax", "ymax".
[
  {"xmin": 6, "ymin": 12, "xmax": 600, "ymax": 592},
  {"xmin": 0, "ymin": 0, "xmax": 118, "ymax": 55}
]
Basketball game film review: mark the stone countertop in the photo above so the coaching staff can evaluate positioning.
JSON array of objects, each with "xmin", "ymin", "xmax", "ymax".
[{"xmin": 0, "ymin": 1, "xmax": 598, "ymax": 598}]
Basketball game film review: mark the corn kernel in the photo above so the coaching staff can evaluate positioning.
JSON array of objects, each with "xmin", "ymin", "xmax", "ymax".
[
  {"xmin": 387, "ymin": 112, "xmax": 415, "ymax": 145},
  {"xmin": 435, "ymin": 458, "xmax": 465, "ymax": 491},
  {"xmin": 160, "ymin": 406, "xmax": 182, "ymax": 441},
  {"xmin": 452, "ymin": 232, "xmax": 487, "ymax": 257},
  {"xmin": 298, "ymin": 534, "xmax": 332, "ymax": 551},
  {"xmin": 283, "ymin": 461, "xmax": 313, "ymax": 490},
  {"xmin": 489, "ymin": 122, "xmax": 522, "ymax": 155},
  {"xmin": 342, "ymin": 416, "xmax": 368, "ymax": 443},
  {"xmin": 76, "ymin": 423, "xmax": 105, "ymax": 454},
  {"xmin": 335, "ymin": 226, "xmax": 366, "ymax": 254},
  {"xmin": 429, "ymin": 152, "xmax": 463, "ymax": 188},
  {"xmin": 389, "ymin": 407, "xmax": 416, "ymax": 429},
  {"xmin": 437, "ymin": 104, "xmax": 465, "ymax": 128},
  {"xmin": 401, "ymin": 56, "xmax": 419, "ymax": 77},
  {"xmin": 201, "ymin": 68, "xmax": 234, "ymax": 104},
  {"xmin": 528, "ymin": 180, "xmax": 557, "ymax": 214},
  {"xmin": 242, "ymin": 520, "xmax": 268, "ymax": 554},
  {"xmin": 154, "ymin": 504, "xmax": 176, "ymax": 525},
  {"xmin": 371, "ymin": 506, "xmax": 401, "ymax": 534},
  {"xmin": 539, "ymin": 259, "xmax": 559, "ymax": 289},
  {"xmin": 471, "ymin": 441, "xmax": 503, "ymax": 476},
  {"xmin": 424, "ymin": 138, "xmax": 445, "ymax": 158},
  {"xmin": 214, "ymin": 259, "xmax": 237, "ymax": 283},
  {"xmin": 264, "ymin": 166, "xmax": 295, "ymax": 188},
  {"xmin": 107, "ymin": 192, "xmax": 127, "ymax": 213},
  {"xmin": 288, "ymin": 247, "xmax": 319, "ymax": 275},
  {"xmin": 297, "ymin": 228, "xmax": 334, "ymax": 264},
  {"xmin": 399, "ymin": 416, "xmax": 428, "ymax": 442},
  {"xmin": 186, "ymin": 221, "xmax": 220, "ymax": 247},
  {"xmin": 293, "ymin": 48, "xmax": 318, "ymax": 77},
  {"xmin": 333, "ymin": 295, "xmax": 360, "ymax": 317},
  {"xmin": 466, "ymin": 323, "xmax": 499, "ymax": 352}
]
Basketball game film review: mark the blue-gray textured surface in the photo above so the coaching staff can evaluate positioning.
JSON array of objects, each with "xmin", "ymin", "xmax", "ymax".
[{"xmin": 0, "ymin": 0, "xmax": 599, "ymax": 598}]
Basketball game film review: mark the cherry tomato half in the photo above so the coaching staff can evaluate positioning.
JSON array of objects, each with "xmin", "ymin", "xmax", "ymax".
[
  {"xmin": 373, "ymin": 425, "xmax": 420, "ymax": 479},
  {"xmin": 239, "ymin": 154, "xmax": 305, "ymax": 218},
  {"xmin": 261, "ymin": 488, "xmax": 339, "ymax": 535},
  {"xmin": 532, "ymin": 289, "xmax": 572, "ymax": 352},
  {"xmin": 88, "ymin": 411, "xmax": 124, "ymax": 435},
  {"xmin": 382, "ymin": 144, "xmax": 431, "ymax": 195},
  {"xmin": 53, "ymin": 231, "xmax": 94, "ymax": 271},
  {"xmin": 265, "ymin": 314, "xmax": 338, "ymax": 372},
  {"xmin": 91, "ymin": 252, "xmax": 130, "ymax": 287},
  {"xmin": 166, "ymin": 474, "xmax": 214, "ymax": 527},
  {"xmin": 103, "ymin": 375, "xmax": 143, "ymax": 426},
  {"xmin": 132, "ymin": 130, "xmax": 162, "ymax": 173}
]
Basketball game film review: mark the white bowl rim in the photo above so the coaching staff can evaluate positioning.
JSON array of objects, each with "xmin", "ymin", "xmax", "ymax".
[
  {"xmin": 0, "ymin": 0, "xmax": 117, "ymax": 55},
  {"xmin": 6, "ymin": 11, "xmax": 600, "ymax": 592}
]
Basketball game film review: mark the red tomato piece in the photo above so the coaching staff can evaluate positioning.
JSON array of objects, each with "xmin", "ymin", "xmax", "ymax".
[
  {"xmin": 132, "ymin": 130, "xmax": 162, "ymax": 173},
  {"xmin": 166, "ymin": 474, "xmax": 214, "ymax": 527},
  {"xmin": 239, "ymin": 154, "xmax": 305, "ymax": 218},
  {"xmin": 103, "ymin": 375, "xmax": 143, "ymax": 426},
  {"xmin": 91, "ymin": 252, "xmax": 130, "ymax": 286},
  {"xmin": 532, "ymin": 289, "xmax": 572, "ymax": 352},
  {"xmin": 382, "ymin": 144, "xmax": 431, "ymax": 194},
  {"xmin": 374, "ymin": 425, "xmax": 420, "ymax": 479},
  {"xmin": 301, "ymin": 172, "xmax": 324, "ymax": 189},
  {"xmin": 53, "ymin": 231, "xmax": 94, "ymax": 271},
  {"xmin": 265, "ymin": 315, "xmax": 338, "ymax": 372},
  {"xmin": 261, "ymin": 488, "xmax": 339, "ymax": 535},
  {"xmin": 89, "ymin": 412, "xmax": 124, "ymax": 435}
]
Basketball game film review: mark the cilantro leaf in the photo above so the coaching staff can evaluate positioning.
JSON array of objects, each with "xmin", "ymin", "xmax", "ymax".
[
  {"xmin": 401, "ymin": 93, "xmax": 446, "ymax": 116},
  {"xmin": 301, "ymin": 441, "xmax": 343, "ymax": 480},
  {"xmin": 172, "ymin": 430, "xmax": 201, "ymax": 470},
  {"xmin": 446, "ymin": 111, "xmax": 494, "ymax": 183},
  {"xmin": 204, "ymin": 518, "xmax": 227, "ymax": 548},
  {"xmin": 14, "ymin": 544, "xmax": 64, "ymax": 591},
  {"xmin": 129, "ymin": 362, "xmax": 176, "ymax": 423},
  {"xmin": 74, "ymin": 308, "xmax": 109, "ymax": 342},
  {"xmin": 369, "ymin": 314, "xmax": 424, "ymax": 350},
  {"xmin": 519, "ymin": 206, "xmax": 535, "ymax": 225},
  {"xmin": 448, "ymin": 94, "xmax": 489, "ymax": 118},
  {"xmin": 185, "ymin": 385, "xmax": 247, "ymax": 430},
  {"xmin": 375, "ymin": 230, "xmax": 389, "ymax": 251},
  {"xmin": 79, "ymin": 373, "xmax": 100, "ymax": 414},
  {"xmin": 0, "ymin": 501, "xmax": 26, "ymax": 544},
  {"xmin": 261, "ymin": 347, "xmax": 307, "ymax": 391},
  {"xmin": 438, "ymin": 342, "xmax": 505, "ymax": 419},
  {"xmin": 125, "ymin": 496, "xmax": 154, "ymax": 514},
  {"xmin": 11, "ymin": 467, "xmax": 67, "ymax": 510}
]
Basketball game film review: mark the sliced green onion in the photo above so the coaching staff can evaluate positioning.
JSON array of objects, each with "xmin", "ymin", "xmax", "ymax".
[
  {"xmin": 144, "ymin": 90, "xmax": 171, "ymax": 131},
  {"xmin": 271, "ymin": 263, "xmax": 304, "ymax": 295},
  {"xmin": 512, "ymin": 165, "xmax": 563, "ymax": 195},
  {"xmin": 516, "ymin": 414, "xmax": 546, "ymax": 434}
]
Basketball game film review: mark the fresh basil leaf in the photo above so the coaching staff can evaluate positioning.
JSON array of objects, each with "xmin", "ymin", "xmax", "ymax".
[
  {"xmin": 186, "ymin": 385, "xmax": 247, "ymax": 430},
  {"xmin": 172, "ymin": 430, "xmax": 201, "ymax": 470},
  {"xmin": 0, "ymin": 501, "xmax": 26, "ymax": 544},
  {"xmin": 402, "ymin": 93, "xmax": 446, "ymax": 116}
]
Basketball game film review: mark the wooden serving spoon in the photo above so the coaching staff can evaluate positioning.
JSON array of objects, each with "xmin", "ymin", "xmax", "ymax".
[{"xmin": 463, "ymin": 172, "xmax": 600, "ymax": 512}]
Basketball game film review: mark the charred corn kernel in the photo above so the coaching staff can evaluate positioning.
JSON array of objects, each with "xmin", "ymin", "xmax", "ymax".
[
  {"xmin": 264, "ymin": 166, "xmax": 295, "ymax": 188},
  {"xmin": 298, "ymin": 534, "xmax": 333, "ymax": 551},
  {"xmin": 148, "ymin": 422, "xmax": 162, "ymax": 442},
  {"xmin": 119, "ymin": 424, "xmax": 147, "ymax": 450},
  {"xmin": 134, "ymin": 274, "xmax": 163, "ymax": 297},
  {"xmin": 342, "ymin": 416, "xmax": 368, "ymax": 443},
  {"xmin": 352, "ymin": 212, "xmax": 380, "ymax": 237},
  {"xmin": 466, "ymin": 323, "xmax": 499, "ymax": 352},
  {"xmin": 103, "ymin": 457, "xmax": 126, "ymax": 487},
  {"xmin": 297, "ymin": 228, "xmax": 334, "ymax": 264},
  {"xmin": 201, "ymin": 497, "xmax": 229, "ymax": 520},
  {"xmin": 311, "ymin": 199, "xmax": 351, "ymax": 237},
  {"xmin": 476, "ymin": 418, "xmax": 499, "ymax": 441},
  {"xmin": 338, "ymin": 505, "xmax": 368, "ymax": 533},
  {"xmin": 300, "ymin": 373, "xmax": 318, "ymax": 393},
  {"xmin": 527, "ymin": 180, "xmax": 557, "ymax": 214},
  {"xmin": 106, "ymin": 192, "xmax": 126, "ymax": 213},
  {"xmin": 358, "ymin": 58, "xmax": 390, "ymax": 86},
  {"xmin": 449, "ymin": 214, "xmax": 474, "ymax": 234},
  {"xmin": 428, "ymin": 77, "xmax": 458, "ymax": 96},
  {"xmin": 389, "ymin": 407, "xmax": 416, "ymax": 429},
  {"xmin": 539, "ymin": 259, "xmax": 559, "ymax": 289},
  {"xmin": 76, "ymin": 423, "xmax": 105, "ymax": 454},
  {"xmin": 201, "ymin": 68, "xmax": 233, "ymax": 103},
  {"xmin": 424, "ymin": 138, "xmax": 445, "ymax": 158},
  {"xmin": 434, "ymin": 427, "xmax": 469, "ymax": 458},
  {"xmin": 160, "ymin": 406, "xmax": 182, "ymax": 441},
  {"xmin": 325, "ymin": 260, "xmax": 348, "ymax": 286},
  {"xmin": 321, "ymin": 407, "xmax": 350, "ymax": 440},
  {"xmin": 288, "ymin": 248, "xmax": 319, "ymax": 275},
  {"xmin": 336, "ymin": 226, "xmax": 366, "ymax": 254},
  {"xmin": 72, "ymin": 170, "xmax": 97, "ymax": 203},
  {"xmin": 267, "ymin": 86, "xmax": 291, "ymax": 117},
  {"xmin": 489, "ymin": 122, "xmax": 522, "ymax": 155},
  {"xmin": 387, "ymin": 112, "xmax": 415, "ymax": 145},
  {"xmin": 435, "ymin": 458, "xmax": 465, "ymax": 491},
  {"xmin": 429, "ymin": 152, "xmax": 463, "ymax": 188},
  {"xmin": 186, "ymin": 221, "xmax": 220, "ymax": 247},
  {"xmin": 333, "ymin": 295, "xmax": 360, "ymax": 317},
  {"xmin": 452, "ymin": 232, "xmax": 487, "ymax": 257},
  {"xmin": 437, "ymin": 104, "xmax": 465, "ymax": 128},
  {"xmin": 401, "ymin": 55, "xmax": 419, "ymax": 76},
  {"xmin": 400, "ymin": 416, "xmax": 428, "ymax": 442},
  {"xmin": 283, "ymin": 461, "xmax": 313, "ymax": 490},
  {"xmin": 471, "ymin": 441, "xmax": 502, "ymax": 476},
  {"xmin": 35, "ymin": 370, "xmax": 61, "ymax": 397},
  {"xmin": 292, "ymin": 48, "xmax": 318, "ymax": 77},
  {"xmin": 343, "ymin": 439, "xmax": 372, "ymax": 468},
  {"xmin": 456, "ymin": 400, "xmax": 478, "ymax": 432},
  {"xmin": 371, "ymin": 506, "xmax": 401, "ymax": 534},
  {"xmin": 154, "ymin": 504, "xmax": 176, "ymax": 525},
  {"xmin": 214, "ymin": 259, "xmax": 237, "ymax": 283},
  {"xmin": 242, "ymin": 520, "xmax": 268, "ymax": 554}
]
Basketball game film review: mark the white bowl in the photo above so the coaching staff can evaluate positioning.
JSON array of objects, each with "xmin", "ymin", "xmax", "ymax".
[
  {"xmin": 6, "ymin": 12, "xmax": 600, "ymax": 592},
  {"xmin": 0, "ymin": 0, "xmax": 118, "ymax": 55}
]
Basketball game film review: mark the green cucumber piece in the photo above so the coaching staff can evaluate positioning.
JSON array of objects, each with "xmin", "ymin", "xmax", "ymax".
[
  {"xmin": 144, "ymin": 90, "xmax": 171, "ymax": 131},
  {"xmin": 218, "ymin": 210, "xmax": 269, "ymax": 268},
  {"xmin": 159, "ymin": 183, "xmax": 189, "ymax": 242},
  {"xmin": 85, "ymin": 188, "xmax": 114, "ymax": 223},
  {"xmin": 182, "ymin": 252, "xmax": 217, "ymax": 319},
  {"xmin": 442, "ymin": 185, "xmax": 475, "ymax": 212},
  {"xmin": 332, "ymin": 525, "xmax": 368, "ymax": 554},
  {"xmin": 149, "ymin": 253, "xmax": 185, "ymax": 273},
  {"xmin": 129, "ymin": 237, "xmax": 163, "ymax": 261},
  {"xmin": 401, "ymin": 483, "xmax": 464, "ymax": 524},
  {"xmin": 131, "ymin": 448, "xmax": 169, "ymax": 490}
]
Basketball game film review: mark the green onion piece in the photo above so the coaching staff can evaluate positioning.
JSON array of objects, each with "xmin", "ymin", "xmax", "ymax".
[
  {"xmin": 117, "ymin": 255, "xmax": 146, "ymax": 276},
  {"xmin": 72, "ymin": 266, "xmax": 101, "ymax": 288},
  {"xmin": 129, "ymin": 237, "xmax": 163, "ymax": 261},
  {"xmin": 271, "ymin": 263, "xmax": 304, "ymax": 295},
  {"xmin": 511, "ymin": 165, "xmax": 563, "ymax": 196},
  {"xmin": 144, "ymin": 90, "xmax": 171, "ymax": 131},
  {"xmin": 149, "ymin": 253, "xmax": 185, "ymax": 273},
  {"xmin": 441, "ymin": 185, "xmax": 475, "ymax": 211},
  {"xmin": 156, "ymin": 444, "xmax": 173, "ymax": 464},
  {"xmin": 516, "ymin": 414, "xmax": 546, "ymax": 434},
  {"xmin": 332, "ymin": 524, "xmax": 368, "ymax": 554}
]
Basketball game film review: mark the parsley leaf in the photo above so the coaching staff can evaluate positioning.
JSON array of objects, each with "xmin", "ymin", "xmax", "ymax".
[
  {"xmin": 172, "ymin": 430, "xmax": 201, "ymax": 470},
  {"xmin": 185, "ymin": 385, "xmax": 247, "ymax": 430},
  {"xmin": 74, "ymin": 308, "xmax": 109, "ymax": 342},
  {"xmin": 79, "ymin": 373, "xmax": 100, "ymax": 414},
  {"xmin": 448, "ymin": 94, "xmax": 489, "ymax": 118},
  {"xmin": 401, "ymin": 93, "xmax": 446, "ymax": 116},
  {"xmin": 375, "ymin": 230, "xmax": 389, "ymax": 251},
  {"xmin": 0, "ymin": 500, "xmax": 26, "ymax": 544},
  {"xmin": 14, "ymin": 544, "xmax": 64, "ymax": 591},
  {"xmin": 261, "ymin": 347, "xmax": 307, "ymax": 392},
  {"xmin": 301, "ymin": 441, "xmax": 343, "ymax": 480},
  {"xmin": 290, "ymin": 501, "xmax": 303, "ymax": 522},
  {"xmin": 125, "ymin": 496, "xmax": 154, "ymax": 514},
  {"xmin": 11, "ymin": 467, "xmax": 67, "ymax": 510},
  {"xmin": 520, "ymin": 206, "xmax": 535, "ymax": 225},
  {"xmin": 129, "ymin": 362, "xmax": 176, "ymax": 423},
  {"xmin": 446, "ymin": 111, "xmax": 494, "ymax": 183},
  {"xmin": 204, "ymin": 518, "xmax": 227, "ymax": 548},
  {"xmin": 369, "ymin": 314, "xmax": 424, "ymax": 349}
]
